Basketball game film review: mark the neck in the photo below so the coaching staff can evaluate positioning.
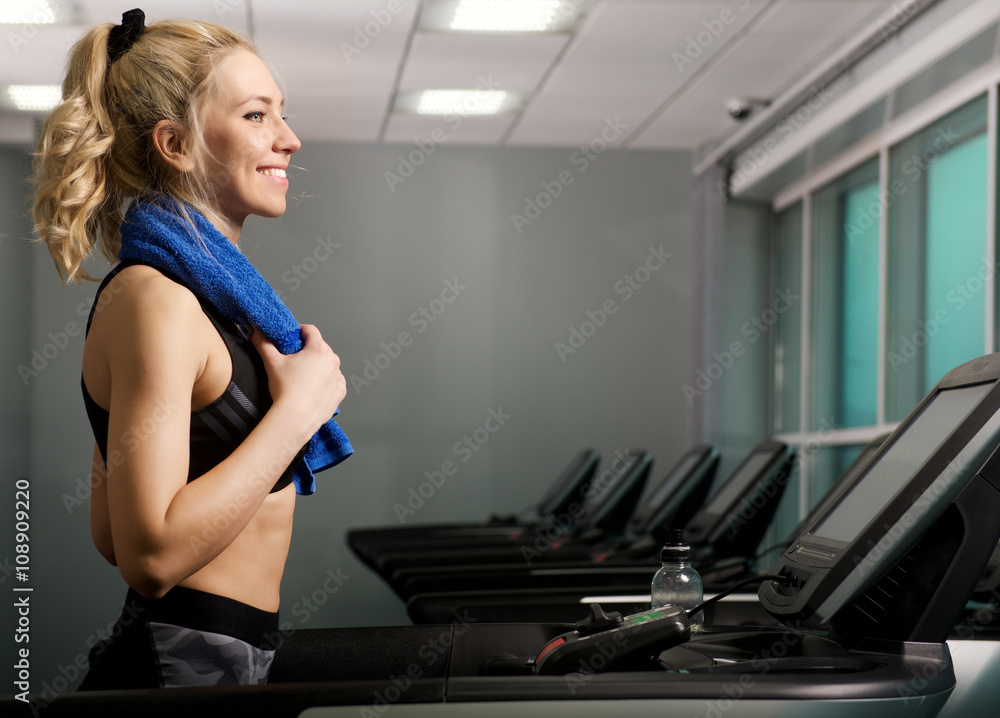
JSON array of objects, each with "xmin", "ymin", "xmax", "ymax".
[{"xmin": 200, "ymin": 206, "xmax": 243, "ymax": 245}]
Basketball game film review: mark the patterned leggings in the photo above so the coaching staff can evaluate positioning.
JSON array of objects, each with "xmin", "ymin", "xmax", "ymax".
[{"xmin": 78, "ymin": 586, "xmax": 279, "ymax": 690}]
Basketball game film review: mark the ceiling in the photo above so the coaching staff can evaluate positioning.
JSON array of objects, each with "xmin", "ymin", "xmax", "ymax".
[{"xmin": 0, "ymin": 0, "xmax": 901, "ymax": 150}]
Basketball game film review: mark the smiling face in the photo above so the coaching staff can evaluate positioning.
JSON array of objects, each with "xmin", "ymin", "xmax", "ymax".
[{"xmin": 199, "ymin": 49, "xmax": 301, "ymax": 240}]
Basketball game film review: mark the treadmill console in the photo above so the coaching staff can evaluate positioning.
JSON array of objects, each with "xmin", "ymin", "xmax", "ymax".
[
  {"xmin": 483, "ymin": 603, "xmax": 690, "ymax": 676},
  {"xmin": 760, "ymin": 353, "xmax": 1000, "ymax": 643}
]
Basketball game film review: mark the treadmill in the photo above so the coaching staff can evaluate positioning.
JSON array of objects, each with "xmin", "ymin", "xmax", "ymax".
[
  {"xmin": 24, "ymin": 352, "xmax": 1000, "ymax": 717},
  {"xmin": 364, "ymin": 448, "xmax": 655, "ymax": 582},
  {"xmin": 436, "ymin": 434, "xmax": 891, "ymax": 627},
  {"xmin": 401, "ymin": 439, "xmax": 795, "ymax": 617},
  {"xmin": 347, "ymin": 448, "xmax": 600, "ymax": 571},
  {"xmin": 371, "ymin": 444, "xmax": 718, "ymax": 592}
]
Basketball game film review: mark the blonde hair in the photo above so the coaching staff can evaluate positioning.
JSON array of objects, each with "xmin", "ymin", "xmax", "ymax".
[{"xmin": 32, "ymin": 18, "xmax": 255, "ymax": 283}]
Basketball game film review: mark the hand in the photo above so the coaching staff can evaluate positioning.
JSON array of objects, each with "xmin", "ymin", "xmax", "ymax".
[{"xmin": 249, "ymin": 324, "xmax": 347, "ymax": 438}]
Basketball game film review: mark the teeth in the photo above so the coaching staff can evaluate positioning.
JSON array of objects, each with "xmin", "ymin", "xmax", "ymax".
[{"xmin": 257, "ymin": 168, "xmax": 286, "ymax": 178}]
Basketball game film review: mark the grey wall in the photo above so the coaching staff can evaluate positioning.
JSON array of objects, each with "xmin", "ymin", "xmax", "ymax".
[
  {"xmin": 1, "ymin": 148, "xmax": 35, "ymax": 696},
  {"xmin": 3, "ymin": 140, "xmax": 696, "ymax": 693}
]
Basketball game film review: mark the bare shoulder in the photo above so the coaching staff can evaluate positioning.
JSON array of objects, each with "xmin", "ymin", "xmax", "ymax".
[
  {"xmin": 85, "ymin": 264, "xmax": 212, "ymax": 396},
  {"xmin": 91, "ymin": 264, "xmax": 202, "ymax": 326}
]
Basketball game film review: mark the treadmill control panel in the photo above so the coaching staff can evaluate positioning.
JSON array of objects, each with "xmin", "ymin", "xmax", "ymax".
[{"xmin": 532, "ymin": 603, "xmax": 690, "ymax": 675}]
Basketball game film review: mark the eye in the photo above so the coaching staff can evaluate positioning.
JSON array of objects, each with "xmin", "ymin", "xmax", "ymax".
[{"xmin": 244, "ymin": 111, "xmax": 264, "ymax": 123}]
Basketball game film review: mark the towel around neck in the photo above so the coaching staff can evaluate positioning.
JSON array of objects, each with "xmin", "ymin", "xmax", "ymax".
[{"xmin": 116, "ymin": 196, "xmax": 352, "ymax": 494}]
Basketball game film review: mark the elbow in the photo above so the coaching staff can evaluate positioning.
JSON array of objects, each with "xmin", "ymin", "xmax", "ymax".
[
  {"xmin": 130, "ymin": 582, "xmax": 171, "ymax": 602},
  {"xmin": 118, "ymin": 554, "xmax": 177, "ymax": 601},
  {"xmin": 92, "ymin": 533, "xmax": 118, "ymax": 567}
]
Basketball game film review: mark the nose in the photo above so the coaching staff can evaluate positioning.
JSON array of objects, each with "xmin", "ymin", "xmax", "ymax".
[{"xmin": 276, "ymin": 117, "xmax": 301, "ymax": 155}]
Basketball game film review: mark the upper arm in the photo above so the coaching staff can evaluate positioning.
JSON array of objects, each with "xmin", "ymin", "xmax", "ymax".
[
  {"xmin": 90, "ymin": 442, "xmax": 116, "ymax": 565},
  {"xmin": 99, "ymin": 272, "xmax": 206, "ymax": 575}
]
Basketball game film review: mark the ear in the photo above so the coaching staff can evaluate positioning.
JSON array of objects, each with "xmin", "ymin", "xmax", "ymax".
[{"xmin": 151, "ymin": 120, "xmax": 195, "ymax": 173}]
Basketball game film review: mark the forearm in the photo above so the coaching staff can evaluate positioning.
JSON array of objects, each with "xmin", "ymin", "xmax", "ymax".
[{"xmin": 114, "ymin": 402, "xmax": 310, "ymax": 598}]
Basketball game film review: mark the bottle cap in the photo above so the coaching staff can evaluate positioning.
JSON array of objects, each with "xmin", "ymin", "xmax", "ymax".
[{"xmin": 660, "ymin": 528, "xmax": 691, "ymax": 561}]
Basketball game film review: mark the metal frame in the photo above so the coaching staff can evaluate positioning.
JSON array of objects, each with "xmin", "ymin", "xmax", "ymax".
[{"xmin": 771, "ymin": 60, "xmax": 999, "ymax": 522}]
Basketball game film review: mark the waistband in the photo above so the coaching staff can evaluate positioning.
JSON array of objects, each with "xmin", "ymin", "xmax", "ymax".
[{"xmin": 122, "ymin": 586, "xmax": 280, "ymax": 650}]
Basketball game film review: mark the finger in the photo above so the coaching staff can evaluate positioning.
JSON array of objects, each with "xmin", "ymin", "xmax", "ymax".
[
  {"xmin": 298, "ymin": 323, "xmax": 323, "ymax": 345},
  {"xmin": 248, "ymin": 326, "xmax": 279, "ymax": 356}
]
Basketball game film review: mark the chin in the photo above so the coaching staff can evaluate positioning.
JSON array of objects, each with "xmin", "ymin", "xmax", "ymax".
[{"xmin": 257, "ymin": 201, "xmax": 287, "ymax": 219}]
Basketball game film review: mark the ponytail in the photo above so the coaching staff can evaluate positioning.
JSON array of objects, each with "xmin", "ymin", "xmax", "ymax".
[{"xmin": 32, "ymin": 24, "xmax": 118, "ymax": 283}]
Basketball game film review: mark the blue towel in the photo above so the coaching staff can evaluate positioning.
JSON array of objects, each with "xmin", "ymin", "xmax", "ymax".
[{"xmin": 117, "ymin": 196, "xmax": 352, "ymax": 495}]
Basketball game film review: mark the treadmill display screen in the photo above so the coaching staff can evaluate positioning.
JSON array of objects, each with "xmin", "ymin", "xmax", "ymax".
[
  {"xmin": 812, "ymin": 382, "xmax": 994, "ymax": 543},
  {"xmin": 702, "ymin": 451, "xmax": 776, "ymax": 515},
  {"xmin": 645, "ymin": 452, "xmax": 702, "ymax": 507}
]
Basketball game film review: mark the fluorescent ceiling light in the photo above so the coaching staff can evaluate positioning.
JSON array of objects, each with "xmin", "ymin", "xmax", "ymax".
[
  {"xmin": 0, "ymin": 0, "xmax": 56, "ymax": 24},
  {"xmin": 451, "ymin": 0, "xmax": 562, "ymax": 32},
  {"xmin": 8, "ymin": 85, "xmax": 61, "ymax": 111},
  {"xmin": 393, "ymin": 89, "xmax": 522, "ymax": 116},
  {"xmin": 420, "ymin": 0, "xmax": 586, "ymax": 33},
  {"xmin": 416, "ymin": 89, "xmax": 509, "ymax": 115}
]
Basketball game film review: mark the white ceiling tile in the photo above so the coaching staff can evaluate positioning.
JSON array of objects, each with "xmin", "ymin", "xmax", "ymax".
[
  {"xmin": 0, "ymin": 0, "xmax": 975, "ymax": 150},
  {"xmin": 398, "ymin": 31, "xmax": 569, "ymax": 92},
  {"xmin": 250, "ymin": 0, "xmax": 419, "ymax": 33},
  {"xmin": 562, "ymin": 1, "xmax": 768, "ymax": 65}
]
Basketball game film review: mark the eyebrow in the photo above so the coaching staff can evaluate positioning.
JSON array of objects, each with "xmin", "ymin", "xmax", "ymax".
[{"xmin": 238, "ymin": 94, "xmax": 285, "ymax": 108}]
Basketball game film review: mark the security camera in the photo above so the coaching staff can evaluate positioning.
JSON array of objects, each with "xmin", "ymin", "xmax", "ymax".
[{"xmin": 727, "ymin": 97, "xmax": 770, "ymax": 121}]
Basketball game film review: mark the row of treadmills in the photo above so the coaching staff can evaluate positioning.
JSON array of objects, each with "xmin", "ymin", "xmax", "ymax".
[
  {"xmin": 348, "ymin": 437, "xmax": 854, "ymax": 624},
  {"xmin": 12, "ymin": 353, "xmax": 1000, "ymax": 716}
]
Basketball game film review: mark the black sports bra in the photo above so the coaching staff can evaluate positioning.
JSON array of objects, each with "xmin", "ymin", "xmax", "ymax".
[{"xmin": 82, "ymin": 260, "xmax": 298, "ymax": 493}]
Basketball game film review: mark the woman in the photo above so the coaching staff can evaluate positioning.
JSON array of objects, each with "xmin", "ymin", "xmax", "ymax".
[{"xmin": 32, "ymin": 10, "xmax": 348, "ymax": 688}]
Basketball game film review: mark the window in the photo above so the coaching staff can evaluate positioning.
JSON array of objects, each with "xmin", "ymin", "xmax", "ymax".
[
  {"xmin": 811, "ymin": 159, "xmax": 880, "ymax": 429},
  {"xmin": 772, "ymin": 202, "xmax": 803, "ymax": 434},
  {"xmin": 759, "ymin": 68, "xmax": 996, "ymax": 559},
  {"xmin": 886, "ymin": 96, "xmax": 989, "ymax": 420}
]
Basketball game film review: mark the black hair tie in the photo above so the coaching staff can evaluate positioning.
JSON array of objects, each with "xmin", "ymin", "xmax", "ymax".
[{"xmin": 107, "ymin": 8, "xmax": 145, "ymax": 65}]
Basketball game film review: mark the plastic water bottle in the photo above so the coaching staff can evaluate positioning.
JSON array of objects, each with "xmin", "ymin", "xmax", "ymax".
[{"xmin": 651, "ymin": 529, "xmax": 703, "ymax": 632}]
